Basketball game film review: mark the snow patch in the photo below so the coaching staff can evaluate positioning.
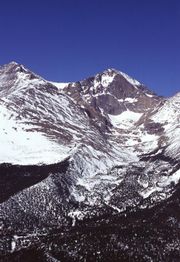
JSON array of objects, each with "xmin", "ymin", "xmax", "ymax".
[
  {"xmin": 108, "ymin": 111, "xmax": 142, "ymax": 129},
  {"xmin": 146, "ymin": 93, "xmax": 154, "ymax": 98},
  {"xmin": 50, "ymin": 82, "xmax": 69, "ymax": 90},
  {"xmin": 124, "ymin": 97, "xmax": 138, "ymax": 103},
  {"xmin": 101, "ymin": 74, "xmax": 115, "ymax": 88}
]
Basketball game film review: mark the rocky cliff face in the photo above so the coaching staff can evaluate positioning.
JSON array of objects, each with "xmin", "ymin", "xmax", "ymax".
[{"xmin": 0, "ymin": 62, "xmax": 180, "ymax": 261}]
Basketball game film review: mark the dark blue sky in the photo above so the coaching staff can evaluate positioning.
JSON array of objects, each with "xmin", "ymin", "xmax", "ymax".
[{"xmin": 0, "ymin": 0, "xmax": 179, "ymax": 96}]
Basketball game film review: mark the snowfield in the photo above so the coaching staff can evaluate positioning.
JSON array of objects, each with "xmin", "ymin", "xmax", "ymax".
[{"xmin": 0, "ymin": 104, "xmax": 71, "ymax": 165}]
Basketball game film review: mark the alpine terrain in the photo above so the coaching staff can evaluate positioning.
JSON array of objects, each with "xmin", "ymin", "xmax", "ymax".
[{"xmin": 0, "ymin": 62, "xmax": 180, "ymax": 261}]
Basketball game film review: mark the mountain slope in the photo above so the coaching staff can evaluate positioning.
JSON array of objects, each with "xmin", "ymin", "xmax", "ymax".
[{"xmin": 0, "ymin": 62, "xmax": 179, "ymax": 261}]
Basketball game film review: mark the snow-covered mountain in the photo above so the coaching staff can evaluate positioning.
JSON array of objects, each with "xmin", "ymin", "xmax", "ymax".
[{"xmin": 0, "ymin": 62, "xmax": 180, "ymax": 261}]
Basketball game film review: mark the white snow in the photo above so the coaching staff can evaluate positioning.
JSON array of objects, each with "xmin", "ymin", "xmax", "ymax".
[
  {"xmin": 0, "ymin": 105, "xmax": 71, "ymax": 165},
  {"xmin": 151, "ymin": 93, "xmax": 180, "ymax": 159},
  {"xmin": 70, "ymin": 142, "xmax": 137, "ymax": 206},
  {"xmin": 108, "ymin": 111, "xmax": 142, "ymax": 129},
  {"xmin": 11, "ymin": 240, "xmax": 16, "ymax": 252},
  {"xmin": 50, "ymin": 82, "xmax": 69, "ymax": 90},
  {"xmin": 101, "ymin": 74, "xmax": 115, "ymax": 88},
  {"xmin": 94, "ymin": 78, "xmax": 100, "ymax": 90},
  {"xmin": 151, "ymin": 93, "xmax": 180, "ymax": 127},
  {"xmin": 140, "ymin": 132, "xmax": 159, "ymax": 151},
  {"xmin": 165, "ymin": 125, "xmax": 180, "ymax": 159},
  {"xmin": 124, "ymin": 97, "xmax": 138, "ymax": 103},
  {"xmin": 146, "ymin": 93, "xmax": 154, "ymax": 98}
]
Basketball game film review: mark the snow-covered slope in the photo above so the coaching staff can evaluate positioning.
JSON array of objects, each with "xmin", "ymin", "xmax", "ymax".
[
  {"xmin": 151, "ymin": 92, "xmax": 180, "ymax": 160},
  {"xmin": 0, "ymin": 62, "xmax": 179, "ymax": 251},
  {"xmin": 0, "ymin": 62, "xmax": 109, "ymax": 165},
  {"xmin": 0, "ymin": 104, "xmax": 71, "ymax": 165}
]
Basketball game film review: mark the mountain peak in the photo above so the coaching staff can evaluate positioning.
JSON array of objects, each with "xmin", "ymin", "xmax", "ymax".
[
  {"xmin": 98, "ymin": 68, "xmax": 142, "ymax": 87},
  {"xmin": 102, "ymin": 68, "xmax": 119, "ymax": 74},
  {"xmin": 8, "ymin": 61, "xmax": 19, "ymax": 66},
  {"xmin": 0, "ymin": 61, "xmax": 28, "ymax": 74},
  {"xmin": 3, "ymin": 61, "xmax": 24, "ymax": 70},
  {"xmin": 0, "ymin": 62, "xmax": 45, "ymax": 84}
]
